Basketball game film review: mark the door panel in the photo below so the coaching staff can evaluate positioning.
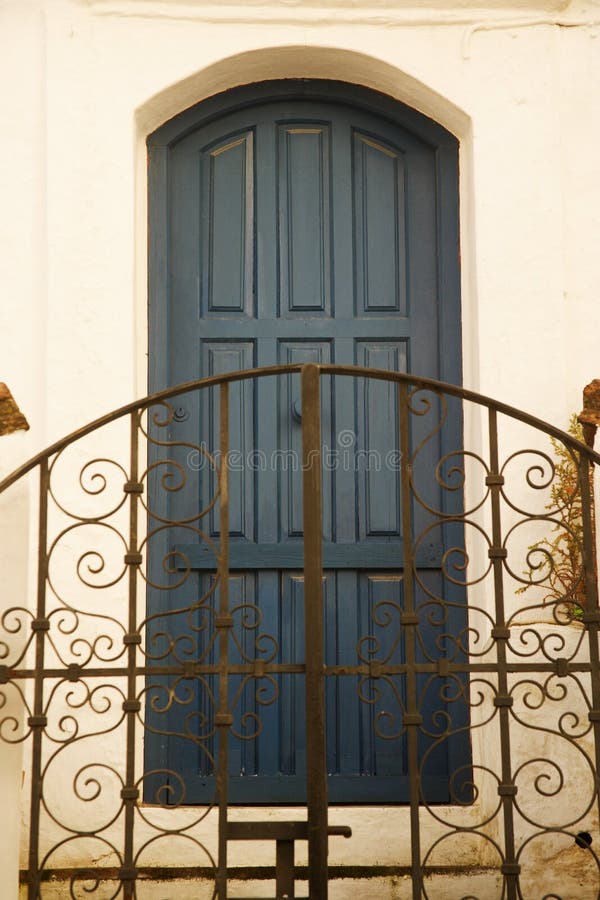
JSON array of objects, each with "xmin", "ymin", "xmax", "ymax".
[
  {"xmin": 356, "ymin": 343, "xmax": 407, "ymax": 539},
  {"xmin": 353, "ymin": 130, "xmax": 407, "ymax": 315},
  {"xmin": 278, "ymin": 123, "xmax": 331, "ymax": 314},
  {"xmin": 201, "ymin": 130, "xmax": 255, "ymax": 317},
  {"xmin": 201, "ymin": 340, "xmax": 255, "ymax": 541},
  {"xmin": 147, "ymin": 81, "xmax": 464, "ymax": 804},
  {"xmin": 278, "ymin": 343, "xmax": 333, "ymax": 541}
]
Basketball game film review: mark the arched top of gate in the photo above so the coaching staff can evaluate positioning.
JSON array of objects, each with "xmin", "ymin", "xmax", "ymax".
[
  {"xmin": 1, "ymin": 365, "xmax": 598, "ymax": 495},
  {"xmin": 136, "ymin": 46, "xmax": 470, "ymax": 144}
]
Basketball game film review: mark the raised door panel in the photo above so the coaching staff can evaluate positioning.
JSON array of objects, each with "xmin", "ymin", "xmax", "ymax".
[
  {"xmin": 353, "ymin": 130, "xmax": 407, "ymax": 316},
  {"xmin": 278, "ymin": 123, "xmax": 331, "ymax": 315},
  {"xmin": 277, "ymin": 340, "xmax": 333, "ymax": 541},
  {"xmin": 200, "ymin": 340, "xmax": 256, "ymax": 542},
  {"xmin": 200, "ymin": 130, "xmax": 255, "ymax": 317},
  {"xmin": 355, "ymin": 341, "xmax": 408, "ymax": 540}
]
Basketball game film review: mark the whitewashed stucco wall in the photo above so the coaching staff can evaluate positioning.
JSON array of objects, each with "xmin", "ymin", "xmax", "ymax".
[
  {"xmin": 2, "ymin": 0, "xmax": 600, "ymax": 459},
  {"xmin": 1, "ymin": 0, "xmax": 600, "ymax": 897}
]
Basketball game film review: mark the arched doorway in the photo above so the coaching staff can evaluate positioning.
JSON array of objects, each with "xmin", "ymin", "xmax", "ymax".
[{"xmin": 146, "ymin": 80, "xmax": 464, "ymax": 804}]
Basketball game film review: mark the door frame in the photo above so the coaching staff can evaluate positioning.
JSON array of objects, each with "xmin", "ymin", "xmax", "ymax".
[{"xmin": 145, "ymin": 78, "xmax": 464, "ymax": 806}]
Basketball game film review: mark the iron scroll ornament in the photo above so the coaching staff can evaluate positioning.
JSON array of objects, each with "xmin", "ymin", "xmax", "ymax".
[{"xmin": 0, "ymin": 364, "xmax": 599, "ymax": 899}]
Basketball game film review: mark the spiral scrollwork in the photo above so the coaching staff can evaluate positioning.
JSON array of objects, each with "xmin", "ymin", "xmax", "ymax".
[
  {"xmin": 48, "ymin": 445, "xmax": 129, "ymax": 524},
  {"xmin": 1, "ymin": 367, "xmax": 598, "ymax": 898}
]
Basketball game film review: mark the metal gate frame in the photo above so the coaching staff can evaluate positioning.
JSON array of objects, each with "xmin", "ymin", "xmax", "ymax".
[{"xmin": 1, "ymin": 363, "xmax": 600, "ymax": 899}]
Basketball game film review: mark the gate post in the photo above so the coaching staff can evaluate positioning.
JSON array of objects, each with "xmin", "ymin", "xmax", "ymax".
[
  {"xmin": 301, "ymin": 364, "xmax": 328, "ymax": 899},
  {"xmin": 217, "ymin": 382, "xmax": 230, "ymax": 900}
]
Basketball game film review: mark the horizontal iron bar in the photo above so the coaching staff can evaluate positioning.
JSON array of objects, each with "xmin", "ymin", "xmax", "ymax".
[
  {"xmin": 227, "ymin": 822, "xmax": 351, "ymax": 841},
  {"xmin": 174, "ymin": 541, "xmax": 442, "ymax": 570},
  {"xmin": 19, "ymin": 864, "xmax": 505, "ymax": 882},
  {"xmin": 0, "ymin": 664, "xmax": 306, "ymax": 680},
  {"xmin": 3, "ymin": 661, "xmax": 596, "ymax": 680}
]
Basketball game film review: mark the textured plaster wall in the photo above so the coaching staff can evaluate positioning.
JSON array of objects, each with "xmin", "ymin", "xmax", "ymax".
[{"xmin": 1, "ymin": 0, "xmax": 600, "ymax": 896}]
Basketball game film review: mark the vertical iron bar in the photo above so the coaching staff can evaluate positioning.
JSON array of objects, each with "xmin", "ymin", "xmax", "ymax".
[
  {"xmin": 27, "ymin": 458, "xmax": 49, "ymax": 900},
  {"xmin": 578, "ymin": 454, "xmax": 600, "ymax": 825},
  {"xmin": 398, "ymin": 384, "xmax": 422, "ymax": 899},
  {"xmin": 122, "ymin": 412, "xmax": 140, "ymax": 899},
  {"xmin": 488, "ymin": 408, "xmax": 518, "ymax": 899},
  {"xmin": 217, "ymin": 383, "xmax": 230, "ymax": 900},
  {"xmin": 275, "ymin": 840, "xmax": 295, "ymax": 898},
  {"xmin": 301, "ymin": 364, "xmax": 328, "ymax": 900}
]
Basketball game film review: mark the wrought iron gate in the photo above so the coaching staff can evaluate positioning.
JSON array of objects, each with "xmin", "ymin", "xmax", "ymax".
[{"xmin": 1, "ymin": 364, "xmax": 599, "ymax": 899}]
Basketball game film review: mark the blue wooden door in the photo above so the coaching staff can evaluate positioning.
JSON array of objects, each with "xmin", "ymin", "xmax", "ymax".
[{"xmin": 147, "ymin": 81, "xmax": 463, "ymax": 804}]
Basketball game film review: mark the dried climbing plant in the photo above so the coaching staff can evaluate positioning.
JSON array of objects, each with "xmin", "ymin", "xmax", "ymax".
[
  {"xmin": 517, "ymin": 415, "xmax": 590, "ymax": 618},
  {"xmin": 0, "ymin": 383, "xmax": 29, "ymax": 436}
]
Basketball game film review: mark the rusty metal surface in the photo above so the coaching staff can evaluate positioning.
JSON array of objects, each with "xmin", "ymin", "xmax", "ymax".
[
  {"xmin": 301, "ymin": 364, "xmax": 328, "ymax": 900},
  {"xmin": 0, "ymin": 364, "xmax": 599, "ymax": 899}
]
